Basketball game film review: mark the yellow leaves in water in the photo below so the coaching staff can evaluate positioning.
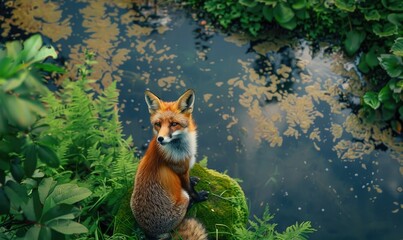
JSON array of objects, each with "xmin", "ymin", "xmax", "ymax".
[
  {"xmin": 330, "ymin": 123, "xmax": 343, "ymax": 142},
  {"xmin": 157, "ymin": 76, "xmax": 185, "ymax": 91},
  {"xmin": 333, "ymin": 140, "xmax": 375, "ymax": 160},
  {"xmin": 1, "ymin": 0, "xmax": 72, "ymax": 41}
]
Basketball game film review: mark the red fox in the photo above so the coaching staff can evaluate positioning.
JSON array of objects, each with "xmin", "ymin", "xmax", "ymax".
[{"xmin": 131, "ymin": 89, "xmax": 209, "ymax": 240}]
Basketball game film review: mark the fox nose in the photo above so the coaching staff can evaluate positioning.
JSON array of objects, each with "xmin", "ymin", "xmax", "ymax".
[{"xmin": 157, "ymin": 136, "xmax": 164, "ymax": 143}]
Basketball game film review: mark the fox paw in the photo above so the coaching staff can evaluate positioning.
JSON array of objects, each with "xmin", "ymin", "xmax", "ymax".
[
  {"xmin": 197, "ymin": 190, "xmax": 209, "ymax": 202},
  {"xmin": 190, "ymin": 176, "xmax": 200, "ymax": 187}
]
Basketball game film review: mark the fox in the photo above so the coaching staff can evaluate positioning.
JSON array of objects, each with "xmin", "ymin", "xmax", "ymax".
[{"xmin": 131, "ymin": 89, "xmax": 209, "ymax": 240}]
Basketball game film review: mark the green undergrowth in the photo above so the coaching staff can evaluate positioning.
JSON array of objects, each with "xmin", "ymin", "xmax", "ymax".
[{"xmin": 182, "ymin": 0, "xmax": 403, "ymax": 132}]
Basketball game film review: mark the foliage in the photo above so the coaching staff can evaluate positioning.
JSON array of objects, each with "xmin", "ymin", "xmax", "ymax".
[
  {"xmin": 234, "ymin": 206, "xmax": 316, "ymax": 240},
  {"xmin": 0, "ymin": 35, "xmax": 90, "ymax": 239},
  {"xmin": 183, "ymin": 0, "xmax": 403, "ymax": 130},
  {"xmin": 362, "ymin": 38, "xmax": 403, "ymax": 133},
  {"xmin": 0, "ymin": 36, "xmax": 138, "ymax": 239}
]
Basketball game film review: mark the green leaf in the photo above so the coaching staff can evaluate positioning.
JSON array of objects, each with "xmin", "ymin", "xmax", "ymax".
[
  {"xmin": 32, "ymin": 45, "xmax": 58, "ymax": 63},
  {"xmin": 363, "ymin": 91, "xmax": 381, "ymax": 109},
  {"xmin": 2, "ymin": 94, "xmax": 35, "ymax": 128},
  {"xmin": 33, "ymin": 63, "xmax": 66, "ymax": 73},
  {"xmin": 279, "ymin": 17, "xmax": 297, "ymax": 30},
  {"xmin": 358, "ymin": 55, "xmax": 370, "ymax": 73},
  {"xmin": 382, "ymin": 107, "xmax": 395, "ymax": 120},
  {"xmin": 24, "ymin": 144, "xmax": 38, "ymax": 177},
  {"xmin": 21, "ymin": 34, "xmax": 43, "ymax": 62},
  {"xmin": 5, "ymin": 41, "xmax": 22, "ymax": 60},
  {"xmin": 274, "ymin": 3, "xmax": 295, "ymax": 23},
  {"xmin": 381, "ymin": 0, "xmax": 403, "ymax": 11},
  {"xmin": 291, "ymin": 0, "xmax": 306, "ymax": 10},
  {"xmin": 47, "ymin": 220, "xmax": 88, "ymax": 234},
  {"xmin": 387, "ymin": 13, "xmax": 403, "ymax": 27},
  {"xmin": 48, "ymin": 183, "xmax": 92, "ymax": 205},
  {"xmin": 41, "ymin": 204, "xmax": 79, "ymax": 223},
  {"xmin": 378, "ymin": 54, "xmax": 403, "ymax": 78},
  {"xmin": 21, "ymin": 190, "xmax": 41, "ymax": 221},
  {"xmin": 11, "ymin": 161, "xmax": 25, "ymax": 182},
  {"xmin": 382, "ymin": 100, "xmax": 397, "ymax": 111},
  {"xmin": 378, "ymin": 85, "xmax": 392, "ymax": 102},
  {"xmin": 344, "ymin": 30, "xmax": 366, "ymax": 56},
  {"xmin": 0, "ymin": 188, "xmax": 10, "ymax": 214},
  {"xmin": 364, "ymin": 10, "xmax": 381, "ymax": 21},
  {"xmin": 37, "ymin": 144, "xmax": 60, "ymax": 168},
  {"xmin": 2, "ymin": 76, "xmax": 25, "ymax": 92},
  {"xmin": 38, "ymin": 177, "xmax": 56, "ymax": 204},
  {"xmin": 24, "ymin": 225, "xmax": 41, "ymax": 240},
  {"xmin": 334, "ymin": 0, "xmax": 356, "ymax": 12},
  {"xmin": 239, "ymin": 0, "xmax": 258, "ymax": 7},
  {"xmin": 391, "ymin": 37, "xmax": 403, "ymax": 57},
  {"xmin": 372, "ymin": 23, "xmax": 397, "ymax": 37},
  {"xmin": 4, "ymin": 180, "xmax": 28, "ymax": 207},
  {"xmin": 262, "ymin": 5, "xmax": 273, "ymax": 21}
]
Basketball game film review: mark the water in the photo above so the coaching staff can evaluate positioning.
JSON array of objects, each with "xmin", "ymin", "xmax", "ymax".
[{"xmin": 1, "ymin": 1, "xmax": 402, "ymax": 239}]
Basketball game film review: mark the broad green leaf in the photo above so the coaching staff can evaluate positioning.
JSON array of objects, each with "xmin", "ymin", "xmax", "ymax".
[
  {"xmin": 37, "ymin": 144, "xmax": 60, "ymax": 168},
  {"xmin": 378, "ymin": 85, "xmax": 392, "ymax": 102},
  {"xmin": 39, "ymin": 177, "xmax": 56, "ymax": 204},
  {"xmin": 21, "ymin": 190, "xmax": 42, "ymax": 221},
  {"xmin": 365, "ymin": 49, "xmax": 379, "ymax": 68},
  {"xmin": 2, "ymin": 94, "xmax": 34, "ymax": 128},
  {"xmin": 0, "ymin": 188, "xmax": 10, "ymax": 214},
  {"xmin": 291, "ymin": 0, "xmax": 306, "ymax": 10},
  {"xmin": 24, "ymin": 225, "xmax": 41, "ymax": 240},
  {"xmin": 364, "ymin": 10, "xmax": 381, "ymax": 21},
  {"xmin": 358, "ymin": 55, "xmax": 370, "ymax": 73},
  {"xmin": 38, "ymin": 227, "xmax": 51, "ymax": 240},
  {"xmin": 335, "ymin": 0, "xmax": 356, "ymax": 12},
  {"xmin": 382, "ymin": 100, "xmax": 397, "ymax": 111},
  {"xmin": 32, "ymin": 45, "xmax": 57, "ymax": 63},
  {"xmin": 363, "ymin": 91, "xmax": 381, "ymax": 109},
  {"xmin": 372, "ymin": 23, "xmax": 397, "ymax": 37},
  {"xmin": 344, "ymin": 30, "xmax": 366, "ymax": 56},
  {"xmin": 382, "ymin": 107, "xmax": 395, "ymax": 120},
  {"xmin": 41, "ymin": 204, "xmax": 79, "ymax": 223},
  {"xmin": 295, "ymin": 8, "xmax": 309, "ymax": 20},
  {"xmin": 378, "ymin": 54, "xmax": 403, "ymax": 78},
  {"xmin": 2, "ymin": 76, "xmax": 25, "ymax": 92},
  {"xmin": 0, "ymin": 57, "xmax": 16, "ymax": 79},
  {"xmin": 48, "ymin": 183, "xmax": 91, "ymax": 205},
  {"xmin": 21, "ymin": 34, "xmax": 42, "ymax": 62},
  {"xmin": 387, "ymin": 13, "xmax": 403, "ymax": 27},
  {"xmin": 274, "ymin": 3, "xmax": 295, "ymax": 23},
  {"xmin": 48, "ymin": 219, "xmax": 88, "ymax": 234},
  {"xmin": 279, "ymin": 17, "xmax": 297, "ymax": 30},
  {"xmin": 4, "ymin": 180, "xmax": 28, "ymax": 207},
  {"xmin": 24, "ymin": 144, "xmax": 37, "ymax": 177},
  {"xmin": 11, "ymin": 162, "xmax": 25, "ymax": 182},
  {"xmin": 391, "ymin": 38, "xmax": 403, "ymax": 57},
  {"xmin": 5, "ymin": 41, "xmax": 22, "ymax": 60},
  {"xmin": 262, "ymin": 5, "xmax": 273, "ymax": 21}
]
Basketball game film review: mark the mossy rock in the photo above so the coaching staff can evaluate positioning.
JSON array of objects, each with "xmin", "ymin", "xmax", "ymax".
[{"xmin": 114, "ymin": 163, "xmax": 249, "ymax": 239}]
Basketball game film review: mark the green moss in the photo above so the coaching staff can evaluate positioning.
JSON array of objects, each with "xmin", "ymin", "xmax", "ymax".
[
  {"xmin": 114, "ymin": 164, "xmax": 249, "ymax": 239},
  {"xmin": 188, "ymin": 164, "xmax": 249, "ymax": 239}
]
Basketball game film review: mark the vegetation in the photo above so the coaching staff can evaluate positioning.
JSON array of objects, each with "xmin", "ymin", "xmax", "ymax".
[
  {"xmin": 0, "ymin": 35, "xmax": 316, "ymax": 239},
  {"xmin": 183, "ymin": 0, "xmax": 403, "ymax": 132}
]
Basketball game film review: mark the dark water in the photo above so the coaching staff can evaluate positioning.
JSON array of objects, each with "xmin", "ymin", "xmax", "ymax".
[{"xmin": 1, "ymin": 1, "xmax": 402, "ymax": 239}]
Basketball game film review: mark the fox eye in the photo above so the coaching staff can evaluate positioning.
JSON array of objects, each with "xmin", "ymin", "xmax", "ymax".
[
  {"xmin": 154, "ymin": 122, "xmax": 161, "ymax": 127},
  {"xmin": 171, "ymin": 122, "xmax": 178, "ymax": 127}
]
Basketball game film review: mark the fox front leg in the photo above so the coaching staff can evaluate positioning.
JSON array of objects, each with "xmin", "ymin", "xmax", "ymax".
[{"xmin": 188, "ymin": 176, "xmax": 208, "ymax": 209}]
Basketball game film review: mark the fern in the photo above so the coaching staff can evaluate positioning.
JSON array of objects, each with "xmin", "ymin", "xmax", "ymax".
[{"xmin": 275, "ymin": 222, "xmax": 316, "ymax": 240}]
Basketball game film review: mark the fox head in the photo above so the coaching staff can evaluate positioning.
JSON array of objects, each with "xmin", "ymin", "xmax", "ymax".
[{"xmin": 145, "ymin": 89, "xmax": 197, "ymax": 163}]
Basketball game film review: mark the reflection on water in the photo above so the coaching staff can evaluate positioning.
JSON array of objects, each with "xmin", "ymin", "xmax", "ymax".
[{"xmin": 1, "ymin": 1, "xmax": 402, "ymax": 239}]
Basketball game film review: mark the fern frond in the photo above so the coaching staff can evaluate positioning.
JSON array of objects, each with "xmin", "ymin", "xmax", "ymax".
[{"xmin": 275, "ymin": 221, "xmax": 316, "ymax": 240}]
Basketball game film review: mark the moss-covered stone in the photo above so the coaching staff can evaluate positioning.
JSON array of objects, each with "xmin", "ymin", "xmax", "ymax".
[{"xmin": 114, "ymin": 164, "xmax": 249, "ymax": 239}]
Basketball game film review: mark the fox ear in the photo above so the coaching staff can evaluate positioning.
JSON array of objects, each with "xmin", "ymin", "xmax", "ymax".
[
  {"xmin": 177, "ymin": 89, "xmax": 195, "ymax": 113},
  {"xmin": 145, "ymin": 90, "xmax": 161, "ymax": 114}
]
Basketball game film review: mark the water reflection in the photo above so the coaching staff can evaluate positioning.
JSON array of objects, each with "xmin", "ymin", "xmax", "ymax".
[{"xmin": 1, "ymin": 1, "xmax": 402, "ymax": 239}]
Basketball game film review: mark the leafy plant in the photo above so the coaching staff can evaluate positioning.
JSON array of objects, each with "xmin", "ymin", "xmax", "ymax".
[
  {"xmin": 234, "ymin": 206, "xmax": 316, "ymax": 239},
  {"xmin": 0, "ymin": 35, "xmax": 90, "ymax": 240}
]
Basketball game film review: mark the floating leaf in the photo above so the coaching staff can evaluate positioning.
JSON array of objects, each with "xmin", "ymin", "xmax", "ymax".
[
  {"xmin": 363, "ymin": 91, "xmax": 381, "ymax": 109},
  {"xmin": 391, "ymin": 37, "xmax": 403, "ymax": 57},
  {"xmin": 372, "ymin": 23, "xmax": 397, "ymax": 37},
  {"xmin": 47, "ymin": 220, "xmax": 88, "ymax": 235},
  {"xmin": 344, "ymin": 30, "xmax": 366, "ymax": 56},
  {"xmin": 274, "ymin": 3, "xmax": 295, "ymax": 23}
]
